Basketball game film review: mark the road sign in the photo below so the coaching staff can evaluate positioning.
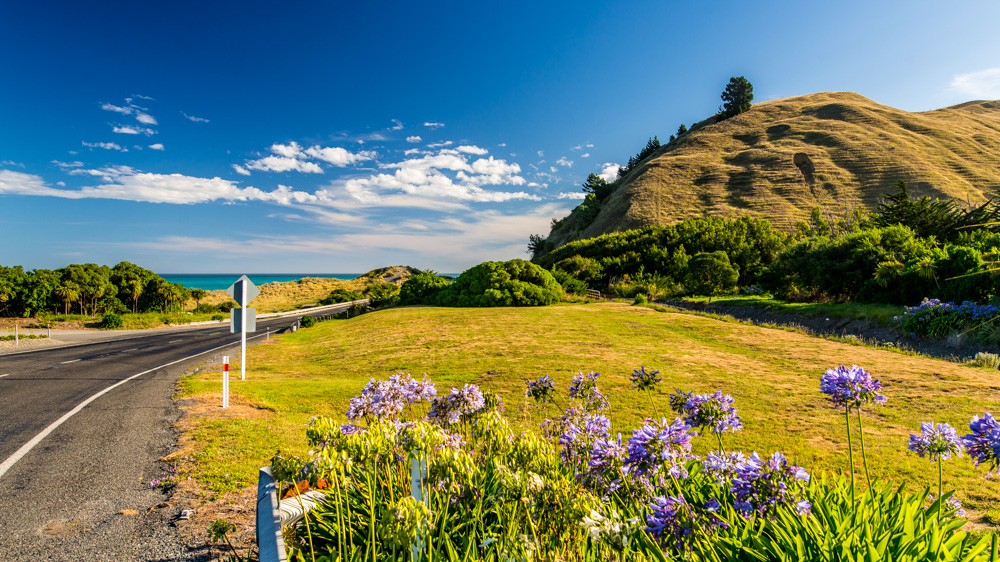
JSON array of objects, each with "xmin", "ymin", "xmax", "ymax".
[
  {"xmin": 225, "ymin": 275, "xmax": 260, "ymax": 304},
  {"xmin": 230, "ymin": 308, "xmax": 257, "ymax": 333}
]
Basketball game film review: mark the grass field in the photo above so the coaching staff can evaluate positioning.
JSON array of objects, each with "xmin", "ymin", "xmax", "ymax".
[
  {"xmin": 681, "ymin": 294, "xmax": 903, "ymax": 326},
  {"xmin": 178, "ymin": 302, "xmax": 1000, "ymax": 519}
]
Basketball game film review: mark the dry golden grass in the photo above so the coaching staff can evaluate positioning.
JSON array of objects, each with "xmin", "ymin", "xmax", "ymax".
[
  {"xmin": 194, "ymin": 266, "xmax": 415, "ymax": 311},
  {"xmin": 553, "ymin": 92, "xmax": 1000, "ymax": 244}
]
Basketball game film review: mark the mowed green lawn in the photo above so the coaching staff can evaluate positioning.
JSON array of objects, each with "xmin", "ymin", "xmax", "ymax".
[{"xmin": 179, "ymin": 302, "xmax": 1000, "ymax": 517}]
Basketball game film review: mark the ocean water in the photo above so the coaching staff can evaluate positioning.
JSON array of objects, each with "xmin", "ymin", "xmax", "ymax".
[{"xmin": 158, "ymin": 274, "xmax": 362, "ymax": 291}]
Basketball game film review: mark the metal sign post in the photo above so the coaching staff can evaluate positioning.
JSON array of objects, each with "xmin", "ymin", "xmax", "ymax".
[
  {"xmin": 226, "ymin": 275, "xmax": 260, "ymax": 382},
  {"xmin": 222, "ymin": 356, "xmax": 230, "ymax": 408}
]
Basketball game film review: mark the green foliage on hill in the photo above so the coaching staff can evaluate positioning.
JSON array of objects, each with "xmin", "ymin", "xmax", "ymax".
[
  {"xmin": 365, "ymin": 282, "xmax": 400, "ymax": 308},
  {"xmin": 398, "ymin": 271, "xmax": 453, "ymax": 305},
  {"xmin": 434, "ymin": 259, "xmax": 563, "ymax": 307},
  {"xmin": 719, "ymin": 76, "xmax": 754, "ymax": 119},
  {"xmin": 319, "ymin": 288, "xmax": 363, "ymax": 305},
  {"xmin": 685, "ymin": 251, "xmax": 739, "ymax": 303}
]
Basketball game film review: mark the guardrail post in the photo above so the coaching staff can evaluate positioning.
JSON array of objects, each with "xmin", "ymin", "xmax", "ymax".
[
  {"xmin": 14, "ymin": 323, "xmax": 18, "ymax": 346},
  {"xmin": 222, "ymin": 356, "xmax": 230, "ymax": 409},
  {"xmin": 47, "ymin": 322, "xmax": 50, "ymax": 338}
]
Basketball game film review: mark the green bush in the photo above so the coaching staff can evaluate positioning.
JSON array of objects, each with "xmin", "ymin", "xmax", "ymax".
[
  {"xmin": 320, "ymin": 288, "xmax": 363, "ymax": 305},
  {"xmin": 685, "ymin": 251, "xmax": 739, "ymax": 302},
  {"xmin": 365, "ymin": 283, "xmax": 399, "ymax": 308},
  {"xmin": 211, "ymin": 314, "xmax": 225, "ymax": 321},
  {"xmin": 632, "ymin": 293, "xmax": 648, "ymax": 305},
  {"xmin": 300, "ymin": 315, "xmax": 316, "ymax": 328},
  {"xmin": 399, "ymin": 271, "xmax": 453, "ymax": 305},
  {"xmin": 551, "ymin": 269, "xmax": 588, "ymax": 295},
  {"xmin": 99, "ymin": 312, "xmax": 124, "ymax": 329},
  {"xmin": 434, "ymin": 259, "xmax": 563, "ymax": 307}
]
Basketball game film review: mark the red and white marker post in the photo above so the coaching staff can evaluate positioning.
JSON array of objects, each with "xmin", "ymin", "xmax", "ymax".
[{"xmin": 222, "ymin": 355, "xmax": 230, "ymax": 409}]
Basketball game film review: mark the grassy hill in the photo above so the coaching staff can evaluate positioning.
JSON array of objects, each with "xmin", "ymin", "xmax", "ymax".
[{"xmin": 548, "ymin": 92, "xmax": 1000, "ymax": 247}]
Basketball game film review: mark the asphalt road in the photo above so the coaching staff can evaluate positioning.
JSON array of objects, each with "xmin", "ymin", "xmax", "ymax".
[{"xmin": 0, "ymin": 311, "xmax": 334, "ymax": 561}]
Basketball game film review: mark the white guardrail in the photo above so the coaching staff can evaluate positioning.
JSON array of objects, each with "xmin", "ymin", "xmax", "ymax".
[{"xmin": 257, "ymin": 466, "xmax": 328, "ymax": 562}]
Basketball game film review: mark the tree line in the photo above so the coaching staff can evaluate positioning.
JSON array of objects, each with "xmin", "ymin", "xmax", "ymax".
[{"xmin": 0, "ymin": 261, "xmax": 207, "ymax": 318}]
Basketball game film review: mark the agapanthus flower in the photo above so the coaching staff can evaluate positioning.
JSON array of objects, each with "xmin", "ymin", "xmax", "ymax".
[
  {"xmin": 347, "ymin": 373, "xmax": 437, "ymax": 421},
  {"xmin": 624, "ymin": 417, "xmax": 698, "ymax": 479},
  {"xmin": 588, "ymin": 433, "xmax": 627, "ymax": 492},
  {"xmin": 670, "ymin": 390, "xmax": 743, "ymax": 435},
  {"xmin": 630, "ymin": 366, "xmax": 662, "ymax": 391},
  {"xmin": 340, "ymin": 423, "xmax": 365, "ymax": 435},
  {"xmin": 927, "ymin": 493, "xmax": 966, "ymax": 517},
  {"xmin": 569, "ymin": 371, "xmax": 600, "ymax": 400},
  {"xmin": 559, "ymin": 413, "xmax": 611, "ymax": 466},
  {"xmin": 962, "ymin": 413, "xmax": 1000, "ymax": 476},
  {"xmin": 428, "ymin": 384, "xmax": 486, "ymax": 426},
  {"xmin": 908, "ymin": 422, "xmax": 964, "ymax": 461},
  {"xmin": 703, "ymin": 451, "xmax": 748, "ymax": 484},
  {"xmin": 730, "ymin": 452, "xmax": 811, "ymax": 517},
  {"xmin": 819, "ymin": 365, "xmax": 887, "ymax": 411},
  {"xmin": 580, "ymin": 508, "xmax": 640, "ymax": 549},
  {"xmin": 525, "ymin": 375, "xmax": 556, "ymax": 404},
  {"xmin": 645, "ymin": 494, "xmax": 728, "ymax": 553}
]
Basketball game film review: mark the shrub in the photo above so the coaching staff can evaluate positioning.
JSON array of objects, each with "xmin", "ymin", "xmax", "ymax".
[
  {"xmin": 320, "ymin": 288, "xmax": 363, "ymax": 305},
  {"xmin": 633, "ymin": 293, "xmax": 648, "ymax": 305},
  {"xmin": 366, "ymin": 283, "xmax": 400, "ymax": 308},
  {"xmin": 211, "ymin": 314, "xmax": 225, "ymax": 321},
  {"xmin": 685, "ymin": 251, "xmax": 739, "ymax": 303},
  {"xmin": 99, "ymin": 312, "xmax": 123, "ymax": 329},
  {"xmin": 434, "ymin": 259, "xmax": 563, "ymax": 307},
  {"xmin": 300, "ymin": 315, "xmax": 316, "ymax": 328},
  {"xmin": 551, "ymin": 269, "xmax": 587, "ymax": 295},
  {"xmin": 967, "ymin": 352, "xmax": 1000, "ymax": 369},
  {"xmin": 398, "ymin": 271, "xmax": 452, "ymax": 305}
]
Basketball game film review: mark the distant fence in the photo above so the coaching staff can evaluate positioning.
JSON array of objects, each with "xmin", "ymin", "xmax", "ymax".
[{"xmin": 586, "ymin": 289, "xmax": 604, "ymax": 300}]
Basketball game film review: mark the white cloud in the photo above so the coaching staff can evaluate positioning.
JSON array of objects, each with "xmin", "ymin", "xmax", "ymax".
[
  {"xmin": 427, "ymin": 141, "xmax": 452, "ymax": 148},
  {"xmin": 537, "ymin": 150, "xmax": 544, "ymax": 157},
  {"xmin": 390, "ymin": 119, "xmax": 404, "ymax": 130},
  {"xmin": 423, "ymin": 122, "xmax": 445, "ymax": 129},
  {"xmin": 82, "ymin": 141, "xmax": 126, "ymax": 151},
  {"xmin": 113, "ymin": 125, "xmax": 156, "ymax": 135},
  {"xmin": 557, "ymin": 192, "xmax": 587, "ymax": 200},
  {"xmin": 135, "ymin": 112, "xmax": 157, "ymax": 125},
  {"xmin": 305, "ymin": 146, "xmax": 376, "ymax": 166},
  {"xmin": 246, "ymin": 156, "xmax": 323, "ymax": 174},
  {"xmin": 550, "ymin": 166, "xmax": 558, "ymax": 173},
  {"xmin": 403, "ymin": 148, "xmax": 425, "ymax": 156},
  {"xmin": 101, "ymin": 103, "xmax": 133, "ymax": 115},
  {"xmin": 406, "ymin": 135, "xmax": 423, "ymax": 143},
  {"xmin": 598, "ymin": 162, "xmax": 622, "ymax": 182},
  {"xmin": 556, "ymin": 157, "xmax": 573, "ymax": 168},
  {"xmin": 0, "ymin": 168, "xmax": 320, "ymax": 205},
  {"xmin": 131, "ymin": 94, "xmax": 154, "ymax": 101},
  {"xmin": 498, "ymin": 143, "xmax": 506, "ymax": 147},
  {"xmin": 1, "ymin": 160, "xmax": 24, "ymax": 167},
  {"xmin": 581, "ymin": 153, "xmax": 590, "ymax": 158},
  {"xmin": 232, "ymin": 164, "xmax": 251, "ymax": 176},
  {"xmin": 149, "ymin": 143, "xmax": 164, "ymax": 150},
  {"xmin": 457, "ymin": 145, "xmax": 488, "ymax": 155},
  {"xmin": 270, "ymin": 142, "xmax": 305, "ymax": 158},
  {"xmin": 182, "ymin": 112, "xmax": 210, "ymax": 123},
  {"xmin": 950, "ymin": 67, "xmax": 1000, "ymax": 99},
  {"xmin": 52, "ymin": 160, "xmax": 84, "ymax": 169}
]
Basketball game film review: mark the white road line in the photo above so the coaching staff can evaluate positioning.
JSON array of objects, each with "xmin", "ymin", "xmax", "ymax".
[
  {"xmin": 60, "ymin": 359, "xmax": 81, "ymax": 364},
  {"xmin": 168, "ymin": 340, "xmax": 182, "ymax": 343},
  {"xmin": 121, "ymin": 348, "xmax": 138, "ymax": 353},
  {"xmin": 0, "ymin": 374, "xmax": 9, "ymax": 378},
  {"xmin": 0, "ymin": 333, "xmax": 266, "ymax": 481}
]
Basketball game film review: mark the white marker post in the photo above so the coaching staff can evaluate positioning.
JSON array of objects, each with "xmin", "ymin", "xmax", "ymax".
[
  {"xmin": 226, "ymin": 275, "xmax": 259, "ymax": 382},
  {"xmin": 222, "ymin": 356, "xmax": 230, "ymax": 408},
  {"xmin": 14, "ymin": 323, "xmax": 18, "ymax": 346}
]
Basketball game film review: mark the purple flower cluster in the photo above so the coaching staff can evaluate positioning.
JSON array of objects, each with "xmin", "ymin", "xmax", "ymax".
[
  {"xmin": 525, "ymin": 375, "xmax": 556, "ymax": 404},
  {"xmin": 908, "ymin": 422, "xmax": 964, "ymax": 461},
  {"xmin": 819, "ymin": 365, "xmax": 887, "ymax": 411},
  {"xmin": 927, "ymin": 493, "xmax": 966, "ymax": 517},
  {"xmin": 559, "ymin": 413, "xmax": 611, "ymax": 466},
  {"xmin": 963, "ymin": 413, "xmax": 1000, "ymax": 475},
  {"xmin": 901, "ymin": 298, "xmax": 1000, "ymax": 321},
  {"xmin": 624, "ymin": 417, "xmax": 698, "ymax": 479},
  {"xmin": 703, "ymin": 451, "xmax": 748, "ymax": 484},
  {"xmin": 587, "ymin": 433, "xmax": 627, "ymax": 492},
  {"xmin": 630, "ymin": 366, "xmax": 662, "ymax": 392},
  {"xmin": 568, "ymin": 371, "xmax": 609, "ymax": 411},
  {"xmin": 730, "ymin": 452, "xmax": 811, "ymax": 517},
  {"xmin": 340, "ymin": 423, "xmax": 365, "ymax": 435},
  {"xmin": 427, "ymin": 384, "xmax": 485, "ymax": 426},
  {"xmin": 347, "ymin": 373, "xmax": 437, "ymax": 421},
  {"xmin": 645, "ymin": 494, "xmax": 727, "ymax": 553},
  {"xmin": 670, "ymin": 390, "xmax": 743, "ymax": 435}
]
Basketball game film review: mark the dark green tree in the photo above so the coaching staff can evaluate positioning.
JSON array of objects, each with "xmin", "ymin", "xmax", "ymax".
[
  {"xmin": 677, "ymin": 123, "xmax": 688, "ymax": 135},
  {"xmin": 190, "ymin": 288, "xmax": 207, "ymax": 313},
  {"xmin": 399, "ymin": 271, "xmax": 452, "ymax": 304},
  {"xmin": 684, "ymin": 251, "xmax": 739, "ymax": 303},
  {"xmin": 365, "ymin": 282, "xmax": 400, "ymax": 308},
  {"xmin": 720, "ymin": 76, "xmax": 754, "ymax": 120}
]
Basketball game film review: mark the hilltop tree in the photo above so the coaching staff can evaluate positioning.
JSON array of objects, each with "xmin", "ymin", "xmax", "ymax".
[
  {"xmin": 720, "ymin": 76, "xmax": 754, "ymax": 120},
  {"xmin": 677, "ymin": 123, "xmax": 688, "ymax": 136},
  {"xmin": 190, "ymin": 288, "xmax": 207, "ymax": 313},
  {"xmin": 582, "ymin": 173, "xmax": 615, "ymax": 202}
]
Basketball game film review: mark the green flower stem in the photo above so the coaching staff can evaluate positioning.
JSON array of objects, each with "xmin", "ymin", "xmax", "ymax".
[
  {"xmin": 857, "ymin": 407, "xmax": 872, "ymax": 490},
  {"xmin": 845, "ymin": 407, "xmax": 855, "ymax": 504},
  {"xmin": 938, "ymin": 456, "xmax": 943, "ymax": 524},
  {"xmin": 716, "ymin": 432, "xmax": 726, "ymax": 455}
]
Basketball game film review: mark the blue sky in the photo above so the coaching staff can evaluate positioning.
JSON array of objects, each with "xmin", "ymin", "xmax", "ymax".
[{"xmin": 2, "ymin": 0, "xmax": 999, "ymax": 273}]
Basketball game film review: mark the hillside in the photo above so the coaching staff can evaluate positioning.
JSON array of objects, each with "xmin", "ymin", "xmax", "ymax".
[{"xmin": 547, "ymin": 92, "xmax": 1000, "ymax": 247}]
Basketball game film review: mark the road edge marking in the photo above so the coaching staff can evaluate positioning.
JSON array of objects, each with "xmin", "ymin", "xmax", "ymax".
[{"xmin": 0, "ymin": 332, "xmax": 267, "ymax": 480}]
